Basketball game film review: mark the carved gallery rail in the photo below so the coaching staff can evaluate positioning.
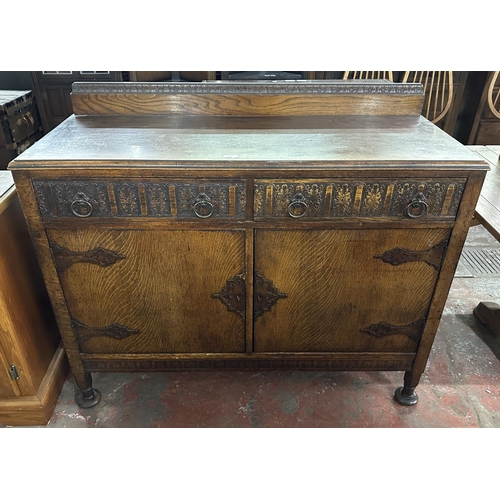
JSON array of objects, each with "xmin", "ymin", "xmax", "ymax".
[{"xmin": 9, "ymin": 80, "xmax": 488, "ymax": 410}]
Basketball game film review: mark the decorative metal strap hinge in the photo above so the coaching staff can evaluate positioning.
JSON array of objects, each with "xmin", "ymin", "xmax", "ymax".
[
  {"xmin": 212, "ymin": 271, "xmax": 288, "ymax": 319},
  {"xmin": 360, "ymin": 319, "xmax": 425, "ymax": 344},
  {"xmin": 374, "ymin": 239, "xmax": 448, "ymax": 271},
  {"xmin": 254, "ymin": 270, "xmax": 288, "ymax": 319},
  {"xmin": 9, "ymin": 365, "xmax": 20, "ymax": 381},
  {"xmin": 212, "ymin": 272, "xmax": 246, "ymax": 317},
  {"xmin": 50, "ymin": 242, "xmax": 125, "ymax": 272},
  {"xmin": 71, "ymin": 319, "xmax": 139, "ymax": 347}
]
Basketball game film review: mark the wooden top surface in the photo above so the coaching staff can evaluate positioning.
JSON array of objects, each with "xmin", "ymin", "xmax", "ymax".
[
  {"xmin": 0, "ymin": 171, "xmax": 15, "ymax": 214},
  {"xmin": 467, "ymin": 145, "xmax": 500, "ymax": 241},
  {"xmin": 10, "ymin": 114, "xmax": 488, "ymax": 169}
]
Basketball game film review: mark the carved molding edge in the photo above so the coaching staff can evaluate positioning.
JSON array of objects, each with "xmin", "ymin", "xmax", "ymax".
[
  {"xmin": 72, "ymin": 82, "xmax": 424, "ymax": 95},
  {"xmin": 254, "ymin": 270, "xmax": 288, "ymax": 319},
  {"xmin": 360, "ymin": 319, "xmax": 425, "ymax": 344},
  {"xmin": 212, "ymin": 272, "xmax": 246, "ymax": 318},
  {"xmin": 83, "ymin": 357, "xmax": 413, "ymax": 372},
  {"xmin": 374, "ymin": 240, "xmax": 448, "ymax": 271},
  {"xmin": 50, "ymin": 242, "xmax": 125, "ymax": 272},
  {"xmin": 71, "ymin": 319, "xmax": 139, "ymax": 347}
]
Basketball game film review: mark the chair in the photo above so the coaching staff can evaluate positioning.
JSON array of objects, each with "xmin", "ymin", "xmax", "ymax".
[
  {"xmin": 402, "ymin": 71, "xmax": 454, "ymax": 123},
  {"xmin": 342, "ymin": 71, "xmax": 393, "ymax": 81},
  {"xmin": 487, "ymin": 71, "xmax": 500, "ymax": 119}
]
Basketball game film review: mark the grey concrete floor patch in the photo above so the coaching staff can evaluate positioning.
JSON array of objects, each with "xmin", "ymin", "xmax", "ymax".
[{"xmin": 459, "ymin": 248, "xmax": 500, "ymax": 277}]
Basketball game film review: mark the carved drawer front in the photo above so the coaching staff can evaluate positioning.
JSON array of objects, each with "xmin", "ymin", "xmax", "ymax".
[
  {"xmin": 33, "ymin": 179, "xmax": 247, "ymax": 219},
  {"xmin": 254, "ymin": 178, "xmax": 466, "ymax": 220}
]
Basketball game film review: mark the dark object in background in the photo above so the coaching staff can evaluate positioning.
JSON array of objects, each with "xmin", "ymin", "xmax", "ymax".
[{"xmin": 0, "ymin": 90, "xmax": 43, "ymax": 169}]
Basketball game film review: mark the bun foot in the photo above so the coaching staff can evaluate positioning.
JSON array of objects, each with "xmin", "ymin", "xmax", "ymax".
[
  {"xmin": 75, "ymin": 388, "xmax": 101, "ymax": 408},
  {"xmin": 394, "ymin": 386, "xmax": 418, "ymax": 406}
]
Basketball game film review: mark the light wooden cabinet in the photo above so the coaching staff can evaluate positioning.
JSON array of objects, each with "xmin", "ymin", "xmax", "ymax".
[
  {"xmin": 9, "ymin": 81, "xmax": 488, "ymax": 409},
  {"xmin": 0, "ymin": 172, "xmax": 67, "ymax": 426}
]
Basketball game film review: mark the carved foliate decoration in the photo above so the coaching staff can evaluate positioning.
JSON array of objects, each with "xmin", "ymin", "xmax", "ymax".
[
  {"xmin": 71, "ymin": 319, "xmax": 139, "ymax": 347},
  {"xmin": 333, "ymin": 183, "xmax": 355, "ymax": 216},
  {"xmin": 254, "ymin": 179, "xmax": 465, "ymax": 219},
  {"xmin": 254, "ymin": 187, "xmax": 264, "ymax": 216},
  {"xmin": 33, "ymin": 180, "xmax": 246, "ymax": 219},
  {"xmin": 212, "ymin": 272, "xmax": 246, "ymax": 318},
  {"xmin": 116, "ymin": 183, "xmax": 140, "ymax": 216},
  {"xmin": 146, "ymin": 183, "xmax": 169, "ymax": 215},
  {"xmin": 84, "ymin": 357, "xmax": 413, "ymax": 372},
  {"xmin": 360, "ymin": 319, "xmax": 425, "ymax": 344},
  {"xmin": 33, "ymin": 180, "xmax": 110, "ymax": 217},
  {"xmin": 254, "ymin": 270, "xmax": 288, "ymax": 319},
  {"xmin": 374, "ymin": 239, "xmax": 448, "ymax": 270},
  {"xmin": 447, "ymin": 183, "xmax": 464, "ymax": 216},
  {"xmin": 72, "ymin": 82, "xmax": 424, "ymax": 95},
  {"xmin": 360, "ymin": 183, "xmax": 385, "ymax": 216},
  {"xmin": 50, "ymin": 242, "xmax": 125, "ymax": 272},
  {"xmin": 428, "ymin": 182, "xmax": 447, "ymax": 216}
]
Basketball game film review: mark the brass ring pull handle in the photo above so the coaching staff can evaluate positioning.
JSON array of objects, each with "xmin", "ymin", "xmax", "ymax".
[
  {"xmin": 17, "ymin": 112, "xmax": 34, "ymax": 128},
  {"xmin": 406, "ymin": 194, "xmax": 428, "ymax": 218},
  {"xmin": 287, "ymin": 193, "xmax": 308, "ymax": 218},
  {"xmin": 71, "ymin": 192, "xmax": 94, "ymax": 218},
  {"xmin": 23, "ymin": 112, "xmax": 35, "ymax": 126},
  {"xmin": 193, "ymin": 193, "xmax": 214, "ymax": 218}
]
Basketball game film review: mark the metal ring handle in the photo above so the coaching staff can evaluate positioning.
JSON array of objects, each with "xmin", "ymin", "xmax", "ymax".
[
  {"xmin": 193, "ymin": 200, "xmax": 214, "ymax": 218},
  {"xmin": 406, "ymin": 196, "xmax": 428, "ymax": 218},
  {"xmin": 71, "ymin": 193, "xmax": 94, "ymax": 218},
  {"xmin": 287, "ymin": 197, "xmax": 308, "ymax": 218},
  {"xmin": 23, "ymin": 112, "xmax": 35, "ymax": 126}
]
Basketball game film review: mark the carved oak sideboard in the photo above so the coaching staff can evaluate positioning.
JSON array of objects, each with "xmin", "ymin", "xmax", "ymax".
[{"xmin": 9, "ymin": 81, "xmax": 488, "ymax": 408}]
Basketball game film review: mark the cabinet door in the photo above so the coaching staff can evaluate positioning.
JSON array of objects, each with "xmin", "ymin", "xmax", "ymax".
[
  {"xmin": 0, "ymin": 344, "xmax": 19, "ymax": 397},
  {"xmin": 47, "ymin": 228, "xmax": 246, "ymax": 354},
  {"xmin": 254, "ymin": 228, "xmax": 450, "ymax": 353}
]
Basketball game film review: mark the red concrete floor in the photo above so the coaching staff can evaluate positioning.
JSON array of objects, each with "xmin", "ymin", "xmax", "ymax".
[{"xmin": 3, "ymin": 225, "xmax": 500, "ymax": 428}]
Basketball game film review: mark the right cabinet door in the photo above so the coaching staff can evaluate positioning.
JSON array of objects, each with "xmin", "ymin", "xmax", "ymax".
[{"xmin": 253, "ymin": 228, "xmax": 450, "ymax": 353}]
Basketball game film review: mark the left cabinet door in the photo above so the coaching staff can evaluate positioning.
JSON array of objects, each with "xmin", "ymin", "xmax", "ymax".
[{"xmin": 46, "ymin": 228, "xmax": 247, "ymax": 354}]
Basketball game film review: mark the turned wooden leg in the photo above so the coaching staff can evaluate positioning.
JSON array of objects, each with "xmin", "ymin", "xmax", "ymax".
[
  {"xmin": 74, "ymin": 372, "xmax": 101, "ymax": 408},
  {"xmin": 473, "ymin": 301, "xmax": 500, "ymax": 337},
  {"xmin": 394, "ymin": 370, "xmax": 419, "ymax": 406}
]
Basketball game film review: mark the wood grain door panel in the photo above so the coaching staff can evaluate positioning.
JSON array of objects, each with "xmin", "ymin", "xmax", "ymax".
[
  {"xmin": 254, "ymin": 228, "xmax": 450, "ymax": 353},
  {"xmin": 47, "ymin": 228, "xmax": 246, "ymax": 354}
]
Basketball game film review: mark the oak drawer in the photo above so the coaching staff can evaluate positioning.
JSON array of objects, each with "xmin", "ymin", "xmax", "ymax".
[
  {"xmin": 33, "ymin": 179, "xmax": 247, "ymax": 219},
  {"xmin": 254, "ymin": 179, "xmax": 466, "ymax": 220}
]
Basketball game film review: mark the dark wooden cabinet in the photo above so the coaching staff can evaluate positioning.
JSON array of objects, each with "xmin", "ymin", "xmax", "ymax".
[
  {"xmin": 30, "ymin": 71, "xmax": 126, "ymax": 133},
  {"xmin": 0, "ymin": 90, "xmax": 43, "ymax": 169},
  {"xmin": 10, "ymin": 80, "xmax": 487, "ymax": 410}
]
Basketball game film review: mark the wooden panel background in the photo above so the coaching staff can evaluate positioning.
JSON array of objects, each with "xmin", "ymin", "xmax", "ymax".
[{"xmin": 71, "ymin": 92, "xmax": 425, "ymax": 117}]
